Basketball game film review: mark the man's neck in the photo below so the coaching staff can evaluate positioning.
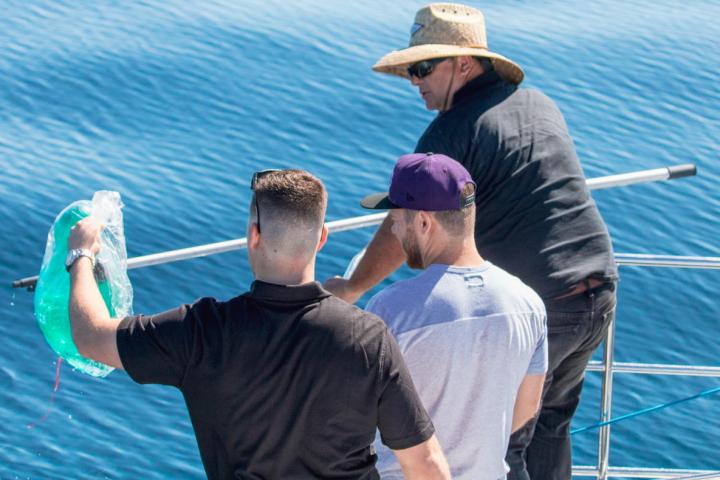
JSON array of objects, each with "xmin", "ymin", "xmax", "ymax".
[
  {"xmin": 448, "ymin": 69, "xmax": 503, "ymax": 109},
  {"xmin": 440, "ymin": 66, "xmax": 484, "ymax": 112},
  {"xmin": 254, "ymin": 262, "xmax": 315, "ymax": 286},
  {"xmin": 424, "ymin": 236, "xmax": 484, "ymax": 268},
  {"xmin": 431, "ymin": 250, "xmax": 484, "ymax": 268}
]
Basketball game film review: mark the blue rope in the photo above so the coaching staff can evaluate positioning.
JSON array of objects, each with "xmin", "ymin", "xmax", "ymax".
[{"xmin": 571, "ymin": 385, "xmax": 720, "ymax": 435}]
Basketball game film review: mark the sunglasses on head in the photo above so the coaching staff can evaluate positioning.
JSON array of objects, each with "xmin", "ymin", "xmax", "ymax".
[
  {"xmin": 250, "ymin": 169, "xmax": 281, "ymax": 191},
  {"xmin": 250, "ymin": 169, "xmax": 281, "ymax": 233},
  {"xmin": 407, "ymin": 57, "xmax": 449, "ymax": 79}
]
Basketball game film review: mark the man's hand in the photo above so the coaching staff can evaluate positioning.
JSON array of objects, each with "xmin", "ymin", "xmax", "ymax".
[
  {"xmin": 69, "ymin": 217, "xmax": 104, "ymax": 254},
  {"xmin": 323, "ymin": 217, "xmax": 407, "ymax": 304},
  {"xmin": 323, "ymin": 276, "xmax": 365, "ymax": 304}
]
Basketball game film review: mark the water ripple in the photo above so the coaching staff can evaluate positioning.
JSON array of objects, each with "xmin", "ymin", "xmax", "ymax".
[{"xmin": 1, "ymin": 0, "xmax": 718, "ymax": 476}]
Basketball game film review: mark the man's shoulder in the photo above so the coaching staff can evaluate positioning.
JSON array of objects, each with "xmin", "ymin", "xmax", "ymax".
[
  {"xmin": 485, "ymin": 261, "xmax": 532, "ymax": 287},
  {"xmin": 478, "ymin": 85, "xmax": 560, "ymax": 120},
  {"xmin": 422, "ymin": 85, "xmax": 563, "ymax": 144},
  {"xmin": 194, "ymin": 294, "xmax": 245, "ymax": 317},
  {"xmin": 483, "ymin": 264, "xmax": 546, "ymax": 314},
  {"xmin": 148, "ymin": 296, "xmax": 227, "ymax": 322},
  {"xmin": 172, "ymin": 292, "xmax": 261, "ymax": 328},
  {"xmin": 315, "ymin": 294, "xmax": 389, "ymax": 339},
  {"xmin": 515, "ymin": 85, "xmax": 554, "ymax": 101},
  {"xmin": 315, "ymin": 296, "xmax": 397, "ymax": 369},
  {"xmin": 367, "ymin": 270, "xmax": 438, "ymax": 313},
  {"xmin": 367, "ymin": 278, "xmax": 410, "ymax": 305},
  {"xmin": 459, "ymin": 81, "xmax": 555, "ymax": 110},
  {"xmin": 325, "ymin": 293, "xmax": 382, "ymax": 321}
]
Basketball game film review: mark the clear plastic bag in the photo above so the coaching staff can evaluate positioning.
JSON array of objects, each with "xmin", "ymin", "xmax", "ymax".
[{"xmin": 34, "ymin": 191, "xmax": 133, "ymax": 377}]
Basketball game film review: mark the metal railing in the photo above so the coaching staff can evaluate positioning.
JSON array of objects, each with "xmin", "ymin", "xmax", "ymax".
[
  {"xmin": 572, "ymin": 254, "xmax": 720, "ymax": 479},
  {"xmin": 11, "ymin": 164, "xmax": 699, "ymax": 291},
  {"xmin": 572, "ymin": 467, "xmax": 720, "ymax": 479}
]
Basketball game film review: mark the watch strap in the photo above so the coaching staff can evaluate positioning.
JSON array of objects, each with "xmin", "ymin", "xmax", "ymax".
[{"xmin": 66, "ymin": 248, "xmax": 96, "ymax": 272}]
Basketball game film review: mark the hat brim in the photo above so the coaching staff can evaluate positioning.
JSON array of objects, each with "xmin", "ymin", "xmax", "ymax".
[
  {"xmin": 373, "ymin": 44, "xmax": 524, "ymax": 85},
  {"xmin": 360, "ymin": 192, "xmax": 399, "ymax": 210}
]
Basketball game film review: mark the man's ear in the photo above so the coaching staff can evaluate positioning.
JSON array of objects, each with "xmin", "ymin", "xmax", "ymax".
[
  {"xmin": 248, "ymin": 222, "xmax": 261, "ymax": 249},
  {"xmin": 459, "ymin": 55, "xmax": 476, "ymax": 76},
  {"xmin": 416, "ymin": 211, "xmax": 432, "ymax": 234},
  {"xmin": 316, "ymin": 224, "xmax": 329, "ymax": 252}
]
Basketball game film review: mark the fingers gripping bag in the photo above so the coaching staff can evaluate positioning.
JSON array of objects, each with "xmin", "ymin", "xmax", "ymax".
[{"xmin": 34, "ymin": 191, "xmax": 133, "ymax": 377}]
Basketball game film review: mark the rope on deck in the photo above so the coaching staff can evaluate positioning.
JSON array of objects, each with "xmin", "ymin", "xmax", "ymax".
[{"xmin": 571, "ymin": 385, "xmax": 720, "ymax": 435}]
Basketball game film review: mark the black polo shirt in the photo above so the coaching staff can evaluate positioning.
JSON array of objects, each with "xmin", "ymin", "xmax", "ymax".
[
  {"xmin": 416, "ymin": 70, "xmax": 618, "ymax": 299},
  {"xmin": 117, "ymin": 281, "xmax": 433, "ymax": 479}
]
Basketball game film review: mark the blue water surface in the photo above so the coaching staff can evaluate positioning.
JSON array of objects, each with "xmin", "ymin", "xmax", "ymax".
[{"xmin": 1, "ymin": 0, "xmax": 718, "ymax": 478}]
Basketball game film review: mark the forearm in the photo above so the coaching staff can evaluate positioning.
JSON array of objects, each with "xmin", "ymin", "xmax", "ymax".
[
  {"xmin": 512, "ymin": 410, "xmax": 539, "ymax": 434},
  {"xmin": 395, "ymin": 435, "xmax": 451, "ymax": 480},
  {"xmin": 511, "ymin": 374, "xmax": 545, "ymax": 432},
  {"xmin": 348, "ymin": 216, "xmax": 406, "ymax": 293},
  {"xmin": 69, "ymin": 258, "xmax": 123, "ymax": 368},
  {"xmin": 400, "ymin": 457, "xmax": 451, "ymax": 480}
]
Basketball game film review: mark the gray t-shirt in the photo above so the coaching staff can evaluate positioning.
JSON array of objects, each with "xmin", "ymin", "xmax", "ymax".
[{"xmin": 367, "ymin": 262, "xmax": 547, "ymax": 480}]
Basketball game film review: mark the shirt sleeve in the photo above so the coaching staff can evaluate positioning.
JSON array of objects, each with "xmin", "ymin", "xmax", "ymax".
[
  {"xmin": 116, "ymin": 300, "xmax": 206, "ymax": 387},
  {"xmin": 365, "ymin": 294, "xmax": 382, "ymax": 318},
  {"xmin": 376, "ymin": 328, "xmax": 435, "ymax": 450},
  {"xmin": 527, "ymin": 323, "xmax": 548, "ymax": 375},
  {"xmin": 367, "ymin": 291, "xmax": 401, "ymax": 338}
]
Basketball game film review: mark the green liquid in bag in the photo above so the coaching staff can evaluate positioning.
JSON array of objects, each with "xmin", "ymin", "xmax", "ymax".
[{"xmin": 34, "ymin": 199, "xmax": 123, "ymax": 378}]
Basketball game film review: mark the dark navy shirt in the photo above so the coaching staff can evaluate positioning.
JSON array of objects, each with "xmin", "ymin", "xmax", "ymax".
[
  {"xmin": 117, "ymin": 281, "xmax": 433, "ymax": 480},
  {"xmin": 416, "ymin": 71, "xmax": 618, "ymax": 298}
]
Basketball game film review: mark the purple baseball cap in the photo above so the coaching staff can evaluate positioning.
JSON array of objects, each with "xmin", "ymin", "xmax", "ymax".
[{"xmin": 361, "ymin": 153, "xmax": 476, "ymax": 211}]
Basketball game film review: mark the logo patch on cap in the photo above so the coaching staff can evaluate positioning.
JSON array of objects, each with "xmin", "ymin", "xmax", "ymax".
[{"xmin": 410, "ymin": 23, "xmax": 424, "ymax": 36}]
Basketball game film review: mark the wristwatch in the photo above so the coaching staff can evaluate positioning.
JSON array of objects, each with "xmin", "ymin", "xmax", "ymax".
[{"xmin": 65, "ymin": 248, "xmax": 96, "ymax": 272}]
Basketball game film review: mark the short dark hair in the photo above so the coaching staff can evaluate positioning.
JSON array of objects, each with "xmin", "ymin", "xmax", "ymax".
[
  {"xmin": 475, "ymin": 57, "xmax": 494, "ymax": 72},
  {"xmin": 252, "ymin": 170, "xmax": 327, "ymax": 254},
  {"xmin": 405, "ymin": 183, "xmax": 475, "ymax": 236}
]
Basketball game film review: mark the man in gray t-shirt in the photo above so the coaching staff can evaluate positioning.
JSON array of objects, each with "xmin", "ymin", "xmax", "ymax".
[{"xmin": 360, "ymin": 153, "xmax": 548, "ymax": 479}]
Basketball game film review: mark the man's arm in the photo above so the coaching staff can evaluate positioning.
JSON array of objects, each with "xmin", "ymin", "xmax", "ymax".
[
  {"xmin": 511, "ymin": 374, "xmax": 545, "ymax": 432},
  {"xmin": 392, "ymin": 434, "xmax": 451, "ymax": 480},
  {"xmin": 68, "ymin": 218, "xmax": 124, "ymax": 370},
  {"xmin": 324, "ymin": 216, "xmax": 406, "ymax": 303}
]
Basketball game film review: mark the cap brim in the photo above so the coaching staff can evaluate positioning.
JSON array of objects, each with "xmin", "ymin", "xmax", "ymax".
[{"xmin": 360, "ymin": 192, "xmax": 399, "ymax": 209}]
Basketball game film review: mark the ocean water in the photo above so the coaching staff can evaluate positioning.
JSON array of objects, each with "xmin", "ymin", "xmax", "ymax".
[{"xmin": 1, "ymin": 0, "xmax": 718, "ymax": 478}]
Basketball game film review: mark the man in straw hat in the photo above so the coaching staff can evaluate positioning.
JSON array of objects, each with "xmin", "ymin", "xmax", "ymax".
[
  {"xmin": 361, "ymin": 152, "xmax": 548, "ymax": 480},
  {"xmin": 325, "ymin": 3, "xmax": 618, "ymax": 479}
]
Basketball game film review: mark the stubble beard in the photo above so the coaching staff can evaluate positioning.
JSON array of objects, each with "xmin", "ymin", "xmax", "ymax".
[{"xmin": 403, "ymin": 228, "xmax": 425, "ymax": 270}]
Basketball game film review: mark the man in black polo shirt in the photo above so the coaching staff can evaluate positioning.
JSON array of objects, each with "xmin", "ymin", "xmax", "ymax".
[
  {"xmin": 66, "ymin": 169, "xmax": 450, "ymax": 479},
  {"xmin": 325, "ymin": 4, "xmax": 618, "ymax": 480}
]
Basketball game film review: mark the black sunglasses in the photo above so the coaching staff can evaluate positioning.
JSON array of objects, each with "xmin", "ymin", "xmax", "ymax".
[
  {"xmin": 407, "ymin": 57, "xmax": 448, "ymax": 79},
  {"xmin": 250, "ymin": 169, "xmax": 281, "ymax": 233}
]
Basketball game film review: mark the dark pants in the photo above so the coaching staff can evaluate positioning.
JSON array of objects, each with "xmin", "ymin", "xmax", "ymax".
[{"xmin": 506, "ymin": 282, "xmax": 617, "ymax": 480}]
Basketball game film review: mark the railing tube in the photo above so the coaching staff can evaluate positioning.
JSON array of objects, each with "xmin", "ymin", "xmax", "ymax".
[
  {"xmin": 597, "ymin": 317, "xmax": 617, "ymax": 479},
  {"xmin": 10, "ymin": 164, "xmax": 701, "ymax": 291}
]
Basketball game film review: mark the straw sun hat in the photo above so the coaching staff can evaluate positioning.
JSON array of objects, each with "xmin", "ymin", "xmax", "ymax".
[{"xmin": 373, "ymin": 3, "xmax": 524, "ymax": 85}]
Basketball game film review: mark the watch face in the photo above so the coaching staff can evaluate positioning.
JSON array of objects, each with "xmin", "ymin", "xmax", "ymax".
[{"xmin": 65, "ymin": 249, "xmax": 80, "ymax": 270}]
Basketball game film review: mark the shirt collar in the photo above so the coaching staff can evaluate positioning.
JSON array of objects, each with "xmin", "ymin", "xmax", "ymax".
[
  {"xmin": 249, "ymin": 280, "xmax": 330, "ymax": 302},
  {"xmin": 425, "ymin": 262, "xmax": 491, "ymax": 275},
  {"xmin": 450, "ymin": 69, "xmax": 506, "ymax": 107}
]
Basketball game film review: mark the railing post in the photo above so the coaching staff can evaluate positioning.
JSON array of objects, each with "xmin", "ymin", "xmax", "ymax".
[{"xmin": 597, "ymin": 317, "xmax": 616, "ymax": 479}]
